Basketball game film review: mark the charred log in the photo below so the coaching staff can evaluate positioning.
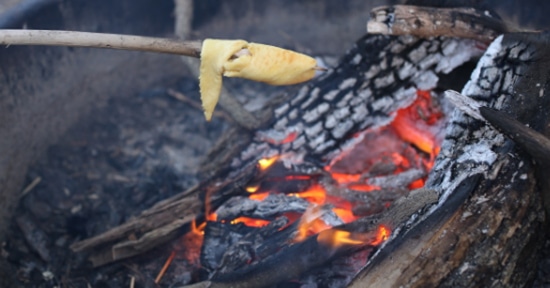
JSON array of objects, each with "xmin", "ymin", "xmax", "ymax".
[
  {"xmin": 350, "ymin": 32, "xmax": 548, "ymax": 287},
  {"xmin": 368, "ymin": 5, "xmax": 512, "ymax": 42}
]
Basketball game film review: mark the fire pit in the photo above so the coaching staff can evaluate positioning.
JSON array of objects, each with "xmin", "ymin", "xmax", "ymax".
[{"xmin": 1, "ymin": 1, "xmax": 550, "ymax": 287}]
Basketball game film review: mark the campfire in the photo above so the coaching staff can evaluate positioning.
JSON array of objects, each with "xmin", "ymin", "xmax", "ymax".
[{"xmin": 2, "ymin": 1, "xmax": 550, "ymax": 287}]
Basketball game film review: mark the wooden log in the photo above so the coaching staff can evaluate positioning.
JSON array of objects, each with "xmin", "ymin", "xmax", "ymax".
[
  {"xmin": 367, "ymin": 5, "xmax": 512, "ymax": 42},
  {"xmin": 349, "ymin": 32, "xmax": 549, "ymax": 287}
]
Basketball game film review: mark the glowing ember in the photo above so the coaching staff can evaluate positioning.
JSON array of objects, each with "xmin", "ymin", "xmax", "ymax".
[
  {"xmin": 249, "ymin": 192, "xmax": 269, "ymax": 201},
  {"xmin": 294, "ymin": 205, "xmax": 333, "ymax": 242},
  {"xmin": 390, "ymin": 90, "xmax": 443, "ymax": 157},
  {"xmin": 290, "ymin": 184, "xmax": 326, "ymax": 204},
  {"xmin": 180, "ymin": 88, "xmax": 442, "ymax": 270},
  {"xmin": 330, "ymin": 173, "xmax": 361, "ymax": 184},
  {"xmin": 371, "ymin": 225, "xmax": 391, "ymax": 246},
  {"xmin": 258, "ymin": 156, "xmax": 279, "ymax": 171},
  {"xmin": 246, "ymin": 185, "xmax": 260, "ymax": 193},
  {"xmin": 230, "ymin": 217, "xmax": 271, "ymax": 227}
]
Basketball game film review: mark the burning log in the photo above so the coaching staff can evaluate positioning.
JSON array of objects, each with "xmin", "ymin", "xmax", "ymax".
[
  {"xmin": 67, "ymin": 5, "xmax": 548, "ymax": 287},
  {"xmin": 367, "ymin": 5, "xmax": 513, "ymax": 42},
  {"xmin": 350, "ymin": 32, "xmax": 548, "ymax": 287}
]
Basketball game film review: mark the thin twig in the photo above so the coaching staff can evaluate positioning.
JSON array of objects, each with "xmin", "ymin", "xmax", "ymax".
[
  {"xmin": 0, "ymin": 29, "xmax": 202, "ymax": 57},
  {"xmin": 20, "ymin": 176, "xmax": 41, "ymax": 198},
  {"xmin": 129, "ymin": 275, "xmax": 135, "ymax": 288},
  {"xmin": 155, "ymin": 251, "xmax": 176, "ymax": 284}
]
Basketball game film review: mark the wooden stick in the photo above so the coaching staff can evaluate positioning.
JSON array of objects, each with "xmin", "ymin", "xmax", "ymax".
[
  {"xmin": 480, "ymin": 107, "xmax": 550, "ymax": 163},
  {"xmin": 20, "ymin": 176, "xmax": 41, "ymax": 198},
  {"xmin": 0, "ymin": 29, "xmax": 202, "ymax": 57},
  {"xmin": 367, "ymin": 5, "xmax": 512, "ymax": 42},
  {"xmin": 445, "ymin": 90, "xmax": 550, "ymax": 162},
  {"xmin": 129, "ymin": 275, "xmax": 135, "ymax": 288},
  {"xmin": 155, "ymin": 251, "xmax": 176, "ymax": 284}
]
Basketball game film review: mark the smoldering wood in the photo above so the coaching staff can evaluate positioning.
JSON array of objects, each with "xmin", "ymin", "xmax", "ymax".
[
  {"xmin": 350, "ymin": 32, "xmax": 548, "ymax": 287},
  {"xmin": 214, "ymin": 194, "xmax": 310, "ymax": 221},
  {"xmin": 184, "ymin": 188, "xmax": 438, "ymax": 288},
  {"xmin": 202, "ymin": 217, "xmax": 292, "ymax": 275},
  {"xmin": 71, "ymin": 162, "xmax": 258, "ymax": 267},
  {"xmin": 367, "ymin": 168, "xmax": 425, "ymax": 189},
  {"xmin": 226, "ymin": 33, "xmax": 483, "ymax": 178},
  {"xmin": 367, "ymin": 5, "xmax": 512, "ymax": 42},
  {"xmin": 444, "ymin": 89, "xmax": 485, "ymax": 121}
]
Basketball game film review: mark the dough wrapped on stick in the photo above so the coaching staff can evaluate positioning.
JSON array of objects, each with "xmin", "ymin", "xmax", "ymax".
[{"xmin": 199, "ymin": 39, "xmax": 322, "ymax": 121}]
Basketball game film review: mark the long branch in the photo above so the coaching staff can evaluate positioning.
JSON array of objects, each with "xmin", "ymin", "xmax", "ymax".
[{"xmin": 0, "ymin": 29, "xmax": 202, "ymax": 57}]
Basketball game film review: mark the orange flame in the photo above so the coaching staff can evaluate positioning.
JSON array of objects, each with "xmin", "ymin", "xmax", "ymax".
[
  {"xmin": 317, "ymin": 225, "xmax": 391, "ymax": 249},
  {"xmin": 258, "ymin": 156, "xmax": 279, "ymax": 171},
  {"xmin": 290, "ymin": 184, "xmax": 326, "ymax": 205},
  {"xmin": 231, "ymin": 217, "xmax": 271, "ymax": 227},
  {"xmin": 317, "ymin": 229, "xmax": 363, "ymax": 248},
  {"xmin": 371, "ymin": 225, "xmax": 391, "ymax": 246},
  {"xmin": 180, "ymin": 220, "xmax": 206, "ymax": 264},
  {"xmin": 294, "ymin": 205, "xmax": 332, "ymax": 242}
]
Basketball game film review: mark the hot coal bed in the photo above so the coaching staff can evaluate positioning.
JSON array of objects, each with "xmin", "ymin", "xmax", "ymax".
[{"xmin": 3, "ymin": 3, "xmax": 550, "ymax": 288}]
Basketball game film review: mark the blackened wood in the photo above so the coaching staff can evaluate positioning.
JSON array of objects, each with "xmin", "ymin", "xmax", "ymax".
[
  {"xmin": 15, "ymin": 214, "xmax": 50, "ymax": 262},
  {"xmin": 350, "ymin": 33, "xmax": 548, "ymax": 287},
  {"xmin": 368, "ymin": 5, "xmax": 511, "ymax": 42},
  {"xmin": 70, "ymin": 186, "xmax": 201, "ymax": 266}
]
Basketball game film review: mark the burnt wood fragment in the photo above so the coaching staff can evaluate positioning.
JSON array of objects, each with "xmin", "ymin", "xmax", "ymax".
[
  {"xmin": 15, "ymin": 214, "xmax": 51, "ymax": 262},
  {"xmin": 368, "ymin": 5, "xmax": 512, "ymax": 42}
]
